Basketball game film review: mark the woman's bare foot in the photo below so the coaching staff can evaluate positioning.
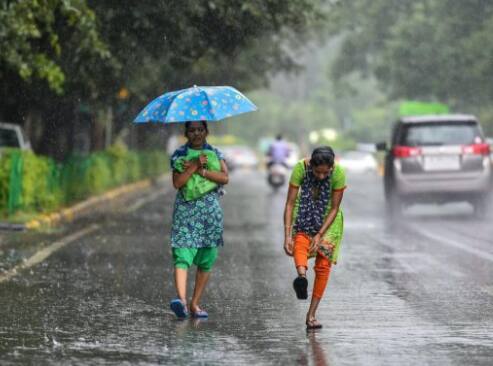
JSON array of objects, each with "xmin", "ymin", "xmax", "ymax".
[{"xmin": 306, "ymin": 317, "xmax": 323, "ymax": 330}]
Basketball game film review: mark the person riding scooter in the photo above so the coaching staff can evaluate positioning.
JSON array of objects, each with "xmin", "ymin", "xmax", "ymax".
[
  {"xmin": 266, "ymin": 134, "xmax": 291, "ymax": 190},
  {"xmin": 267, "ymin": 134, "xmax": 291, "ymax": 168}
]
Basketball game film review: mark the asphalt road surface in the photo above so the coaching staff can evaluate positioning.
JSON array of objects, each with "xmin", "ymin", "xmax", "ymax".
[{"xmin": 1, "ymin": 169, "xmax": 492, "ymax": 365}]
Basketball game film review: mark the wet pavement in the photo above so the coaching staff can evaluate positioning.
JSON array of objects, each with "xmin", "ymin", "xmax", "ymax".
[{"xmin": 0, "ymin": 170, "xmax": 492, "ymax": 365}]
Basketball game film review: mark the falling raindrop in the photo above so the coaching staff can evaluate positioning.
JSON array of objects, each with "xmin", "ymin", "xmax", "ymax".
[{"xmin": 52, "ymin": 337, "xmax": 61, "ymax": 348}]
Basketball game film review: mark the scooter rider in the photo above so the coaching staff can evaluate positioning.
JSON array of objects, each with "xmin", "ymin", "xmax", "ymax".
[{"xmin": 267, "ymin": 134, "xmax": 291, "ymax": 168}]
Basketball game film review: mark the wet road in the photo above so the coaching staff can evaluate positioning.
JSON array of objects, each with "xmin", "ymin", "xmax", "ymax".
[{"xmin": 1, "ymin": 170, "xmax": 492, "ymax": 365}]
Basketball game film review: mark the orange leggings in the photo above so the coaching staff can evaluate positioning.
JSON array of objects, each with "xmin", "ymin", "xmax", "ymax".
[{"xmin": 293, "ymin": 233, "xmax": 332, "ymax": 299}]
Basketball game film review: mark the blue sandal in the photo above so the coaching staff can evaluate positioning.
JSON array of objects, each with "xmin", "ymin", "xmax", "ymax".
[
  {"xmin": 170, "ymin": 299, "xmax": 189, "ymax": 319},
  {"xmin": 191, "ymin": 308, "xmax": 208, "ymax": 318}
]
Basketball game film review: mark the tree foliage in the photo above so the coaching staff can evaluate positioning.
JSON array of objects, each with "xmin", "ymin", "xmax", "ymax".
[
  {"xmin": 0, "ymin": 0, "xmax": 327, "ymax": 158},
  {"xmin": 331, "ymin": 0, "xmax": 493, "ymax": 108},
  {"xmin": 0, "ymin": 0, "xmax": 110, "ymax": 94},
  {"xmin": 87, "ymin": 0, "xmax": 327, "ymax": 140}
]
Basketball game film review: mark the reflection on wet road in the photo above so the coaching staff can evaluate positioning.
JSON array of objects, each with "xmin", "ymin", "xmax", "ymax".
[{"xmin": 0, "ymin": 170, "xmax": 492, "ymax": 365}]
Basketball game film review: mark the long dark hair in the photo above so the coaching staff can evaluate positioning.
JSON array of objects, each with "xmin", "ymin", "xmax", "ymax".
[
  {"xmin": 184, "ymin": 121, "xmax": 208, "ymax": 136},
  {"xmin": 310, "ymin": 146, "xmax": 335, "ymax": 167}
]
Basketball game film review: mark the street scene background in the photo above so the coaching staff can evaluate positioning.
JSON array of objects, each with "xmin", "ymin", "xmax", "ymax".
[
  {"xmin": 1, "ymin": 1, "xmax": 493, "ymax": 365},
  {"xmin": 1, "ymin": 169, "xmax": 492, "ymax": 365}
]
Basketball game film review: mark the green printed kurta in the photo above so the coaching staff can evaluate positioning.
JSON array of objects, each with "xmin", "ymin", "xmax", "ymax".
[{"xmin": 170, "ymin": 143, "xmax": 225, "ymax": 248}]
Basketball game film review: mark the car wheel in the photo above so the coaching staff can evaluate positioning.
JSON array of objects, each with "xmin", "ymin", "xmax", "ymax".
[
  {"xmin": 472, "ymin": 195, "xmax": 489, "ymax": 219},
  {"xmin": 385, "ymin": 190, "xmax": 404, "ymax": 219}
]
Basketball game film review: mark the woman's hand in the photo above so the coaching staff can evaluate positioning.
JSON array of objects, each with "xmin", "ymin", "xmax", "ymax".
[
  {"xmin": 283, "ymin": 185, "xmax": 299, "ymax": 257},
  {"xmin": 184, "ymin": 157, "xmax": 207, "ymax": 173},
  {"xmin": 198, "ymin": 154, "xmax": 208, "ymax": 167},
  {"xmin": 172, "ymin": 158, "xmax": 205, "ymax": 189},
  {"xmin": 284, "ymin": 236, "xmax": 293, "ymax": 256},
  {"xmin": 309, "ymin": 233, "xmax": 322, "ymax": 254},
  {"xmin": 183, "ymin": 160, "xmax": 199, "ymax": 173}
]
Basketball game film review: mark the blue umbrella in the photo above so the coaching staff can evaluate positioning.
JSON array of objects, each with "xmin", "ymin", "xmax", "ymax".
[{"xmin": 133, "ymin": 85, "xmax": 257, "ymax": 123}]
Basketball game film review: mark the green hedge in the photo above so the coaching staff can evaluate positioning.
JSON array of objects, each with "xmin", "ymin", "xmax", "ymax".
[{"xmin": 0, "ymin": 145, "xmax": 168, "ymax": 219}]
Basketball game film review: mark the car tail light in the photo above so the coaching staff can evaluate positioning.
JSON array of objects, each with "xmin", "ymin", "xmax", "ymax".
[
  {"xmin": 393, "ymin": 145, "xmax": 421, "ymax": 158},
  {"xmin": 462, "ymin": 143, "xmax": 490, "ymax": 155}
]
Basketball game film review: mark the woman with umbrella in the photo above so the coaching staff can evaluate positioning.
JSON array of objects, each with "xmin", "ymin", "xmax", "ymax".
[
  {"xmin": 283, "ymin": 146, "xmax": 346, "ymax": 329},
  {"xmin": 168, "ymin": 121, "xmax": 229, "ymax": 319},
  {"xmin": 134, "ymin": 86, "xmax": 257, "ymax": 319}
]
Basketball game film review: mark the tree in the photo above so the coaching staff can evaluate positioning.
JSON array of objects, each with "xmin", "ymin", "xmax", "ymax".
[
  {"xmin": 0, "ymin": 1, "xmax": 329, "ymax": 157},
  {"xmin": 88, "ymin": 0, "xmax": 327, "ymax": 148},
  {"xmin": 0, "ymin": 0, "xmax": 114, "ymax": 158},
  {"xmin": 0, "ymin": 0, "xmax": 111, "ymax": 94},
  {"xmin": 330, "ymin": 0, "xmax": 493, "ymax": 108}
]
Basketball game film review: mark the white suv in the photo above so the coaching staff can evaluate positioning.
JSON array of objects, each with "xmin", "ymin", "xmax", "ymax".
[{"xmin": 377, "ymin": 114, "xmax": 492, "ymax": 217}]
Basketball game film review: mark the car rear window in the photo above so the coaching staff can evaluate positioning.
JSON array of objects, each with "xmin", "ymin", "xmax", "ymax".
[
  {"xmin": 399, "ymin": 122, "xmax": 482, "ymax": 146},
  {"xmin": 0, "ymin": 128, "xmax": 20, "ymax": 148}
]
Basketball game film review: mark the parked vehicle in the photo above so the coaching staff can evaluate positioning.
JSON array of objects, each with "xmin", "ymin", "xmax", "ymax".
[
  {"xmin": 0, "ymin": 122, "xmax": 31, "ymax": 150},
  {"xmin": 377, "ymin": 114, "xmax": 492, "ymax": 217},
  {"xmin": 337, "ymin": 150, "xmax": 378, "ymax": 174}
]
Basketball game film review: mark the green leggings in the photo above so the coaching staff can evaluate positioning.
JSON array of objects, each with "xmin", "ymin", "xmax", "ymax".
[{"xmin": 172, "ymin": 247, "xmax": 218, "ymax": 272}]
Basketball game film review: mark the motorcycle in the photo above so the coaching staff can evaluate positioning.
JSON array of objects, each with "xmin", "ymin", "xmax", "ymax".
[{"xmin": 267, "ymin": 162, "xmax": 288, "ymax": 191}]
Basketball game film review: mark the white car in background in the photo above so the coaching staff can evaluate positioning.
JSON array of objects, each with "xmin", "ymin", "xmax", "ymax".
[
  {"xmin": 0, "ymin": 122, "xmax": 31, "ymax": 150},
  {"xmin": 285, "ymin": 142, "xmax": 300, "ymax": 168},
  {"xmin": 221, "ymin": 145, "xmax": 259, "ymax": 170},
  {"xmin": 337, "ymin": 150, "xmax": 378, "ymax": 174}
]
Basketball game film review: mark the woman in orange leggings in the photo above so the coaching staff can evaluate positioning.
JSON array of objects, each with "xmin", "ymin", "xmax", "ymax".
[{"xmin": 283, "ymin": 146, "xmax": 346, "ymax": 330}]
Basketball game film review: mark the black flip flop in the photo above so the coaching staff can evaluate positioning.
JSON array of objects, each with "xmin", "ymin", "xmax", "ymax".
[
  {"xmin": 293, "ymin": 276, "xmax": 308, "ymax": 299},
  {"xmin": 306, "ymin": 319, "xmax": 323, "ymax": 330}
]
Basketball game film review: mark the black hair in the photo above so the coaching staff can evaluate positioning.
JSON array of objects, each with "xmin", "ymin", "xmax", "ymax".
[
  {"xmin": 310, "ymin": 146, "xmax": 335, "ymax": 167},
  {"xmin": 276, "ymin": 134, "xmax": 283, "ymax": 140},
  {"xmin": 184, "ymin": 121, "xmax": 208, "ymax": 136}
]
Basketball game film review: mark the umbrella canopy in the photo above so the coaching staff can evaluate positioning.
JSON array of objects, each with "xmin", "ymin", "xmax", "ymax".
[{"xmin": 133, "ymin": 85, "xmax": 257, "ymax": 123}]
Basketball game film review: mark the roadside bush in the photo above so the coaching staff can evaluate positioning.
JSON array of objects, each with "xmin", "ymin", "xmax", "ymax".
[
  {"xmin": 21, "ymin": 151, "xmax": 62, "ymax": 211},
  {"xmin": 106, "ymin": 141, "xmax": 129, "ymax": 186},
  {"xmin": 0, "ymin": 151, "xmax": 13, "ymax": 212},
  {"xmin": 0, "ymin": 146, "xmax": 168, "ymax": 219},
  {"xmin": 140, "ymin": 151, "xmax": 169, "ymax": 178},
  {"xmin": 83, "ymin": 153, "xmax": 113, "ymax": 196},
  {"xmin": 126, "ymin": 152, "xmax": 141, "ymax": 182}
]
